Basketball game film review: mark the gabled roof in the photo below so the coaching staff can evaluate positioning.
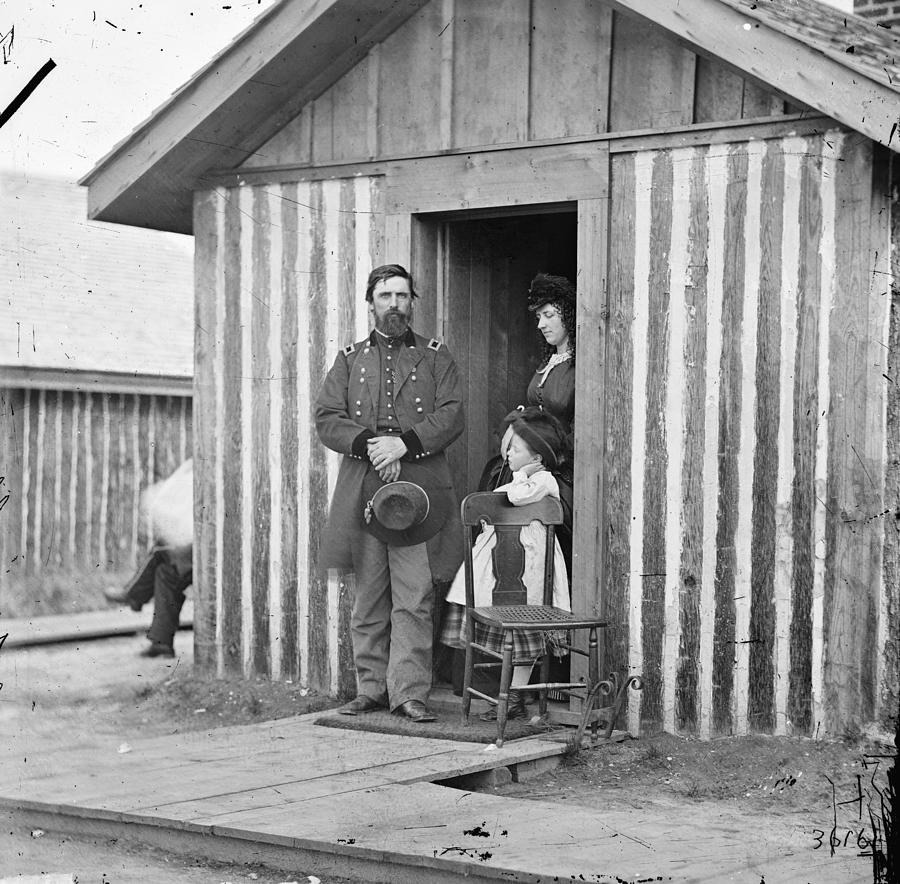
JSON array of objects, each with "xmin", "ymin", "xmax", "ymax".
[
  {"xmin": 84, "ymin": 0, "xmax": 900, "ymax": 235},
  {"xmin": 1, "ymin": 174, "xmax": 193, "ymax": 382},
  {"xmin": 80, "ymin": 0, "xmax": 430, "ymax": 234}
]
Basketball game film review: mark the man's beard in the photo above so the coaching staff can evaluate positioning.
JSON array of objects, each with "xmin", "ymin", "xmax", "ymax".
[{"xmin": 377, "ymin": 310, "xmax": 410, "ymax": 337}]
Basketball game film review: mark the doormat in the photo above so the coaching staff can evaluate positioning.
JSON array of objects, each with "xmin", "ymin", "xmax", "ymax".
[{"xmin": 314, "ymin": 707, "xmax": 565, "ymax": 743}]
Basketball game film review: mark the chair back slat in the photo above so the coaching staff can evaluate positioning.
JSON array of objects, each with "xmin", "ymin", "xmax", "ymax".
[
  {"xmin": 460, "ymin": 492, "xmax": 563, "ymax": 608},
  {"xmin": 490, "ymin": 525, "xmax": 528, "ymax": 606}
]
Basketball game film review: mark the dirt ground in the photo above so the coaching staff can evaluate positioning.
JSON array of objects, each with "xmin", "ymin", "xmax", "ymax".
[{"xmin": 2, "ymin": 634, "xmax": 897, "ymax": 883}]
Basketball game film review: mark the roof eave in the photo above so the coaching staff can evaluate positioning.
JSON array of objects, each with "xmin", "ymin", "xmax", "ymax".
[
  {"xmin": 610, "ymin": 0, "xmax": 900, "ymax": 155},
  {"xmin": 82, "ymin": 0, "xmax": 429, "ymax": 234}
]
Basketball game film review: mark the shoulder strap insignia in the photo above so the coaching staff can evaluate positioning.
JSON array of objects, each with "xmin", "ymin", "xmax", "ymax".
[
  {"xmin": 427, "ymin": 338, "xmax": 442, "ymax": 351},
  {"xmin": 342, "ymin": 342, "xmax": 356, "ymax": 356}
]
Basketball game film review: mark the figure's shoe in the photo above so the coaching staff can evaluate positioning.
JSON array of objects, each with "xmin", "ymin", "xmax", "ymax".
[
  {"xmin": 104, "ymin": 588, "xmax": 141, "ymax": 612},
  {"xmin": 392, "ymin": 700, "xmax": 436, "ymax": 723},
  {"xmin": 139, "ymin": 642, "xmax": 175, "ymax": 658},
  {"xmin": 339, "ymin": 695, "xmax": 387, "ymax": 716},
  {"xmin": 479, "ymin": 692, "xmax": 529, "ymax": 722}
]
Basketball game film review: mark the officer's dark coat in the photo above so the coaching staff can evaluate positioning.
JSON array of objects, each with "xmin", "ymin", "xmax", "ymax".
[{"xmin": 314, "ymin": 328, "xmax": 465, "ymax": 582}]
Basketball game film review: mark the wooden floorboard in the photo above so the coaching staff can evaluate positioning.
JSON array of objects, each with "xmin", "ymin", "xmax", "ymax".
[
  {"xmin": 3, "ymin": 602, "xmax": 194, "ymax": 647},
  {"xmin": 2, "ymin": 717, "xmax": 866, "ymax": 883}
]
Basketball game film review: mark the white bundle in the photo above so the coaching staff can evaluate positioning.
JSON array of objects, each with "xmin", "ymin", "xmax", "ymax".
[{"xmin": 144, "ymin": 458, "xmax": 193, "ymax": 548}]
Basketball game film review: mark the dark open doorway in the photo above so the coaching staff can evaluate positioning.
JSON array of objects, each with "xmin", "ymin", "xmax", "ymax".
[{"xmin": 415, "ymin": 206, "xmax": 578, "ymax": 502}]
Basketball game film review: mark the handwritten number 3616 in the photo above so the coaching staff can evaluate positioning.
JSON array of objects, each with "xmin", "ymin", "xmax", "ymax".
[{"xmin": 812, "ymin": 827, "xmax": 872, "ymax": 852}]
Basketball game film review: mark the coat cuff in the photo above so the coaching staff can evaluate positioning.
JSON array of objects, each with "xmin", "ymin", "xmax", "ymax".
[
  {"xmin": 351, "ymin": 429, "xmax": 375, "ymax": 459},
  {"xmin": 400, "ymin": 429, "xmax": 425, "ymax": 460}
]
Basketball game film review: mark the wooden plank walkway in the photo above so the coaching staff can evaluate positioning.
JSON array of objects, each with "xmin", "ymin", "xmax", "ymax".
[
  {"xmin": 2, "ymin": 602, "xmax": 194, "ymax": 648},
  {"xmin": 1, "ymin": 717, "xmax": 870, "ymax": 883}
]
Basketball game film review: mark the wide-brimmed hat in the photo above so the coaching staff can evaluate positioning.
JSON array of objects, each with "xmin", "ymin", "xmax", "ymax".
[{"xmin": 361, "ymin": 462, "xmax": 454, "ymax": 546}]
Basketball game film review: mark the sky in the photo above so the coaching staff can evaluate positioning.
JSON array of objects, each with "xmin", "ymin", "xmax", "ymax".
[
  {"xmin": 2, "ymin": 0, "xmax": 277, "ymax": 181},
  {"xmin": 3, "ymin": 0, "xmax": 856, "ymax": 184}
]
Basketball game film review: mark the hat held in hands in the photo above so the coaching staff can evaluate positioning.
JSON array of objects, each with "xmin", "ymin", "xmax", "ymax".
[{"xmin": 362, "ymin": 462, "xmax": 453, "ymax": 546}]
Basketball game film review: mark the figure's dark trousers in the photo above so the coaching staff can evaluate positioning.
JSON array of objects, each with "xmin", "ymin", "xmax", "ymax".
[
  {"xmin": 350, "ymin": 533, "xmax": 433, "ymax": 710},
  {"xmin": 123, "ymin": 546, "xmax": 193, "ymax": 647}
]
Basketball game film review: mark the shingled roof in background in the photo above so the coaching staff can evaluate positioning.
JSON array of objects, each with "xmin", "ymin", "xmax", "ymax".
[
  {"xmin": 1, "ymin": 174, "xmax": 193, "ymax": 384},
  {"xmin": 719, "ymin": 0, "xmax": 900, "ymax": 88}
]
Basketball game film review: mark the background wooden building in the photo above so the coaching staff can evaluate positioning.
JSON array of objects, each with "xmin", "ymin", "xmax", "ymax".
[
  {"xmin": 82, "ymin": 0, "xmax": 899, "ymax": 739},
  {"xmin": 1, "ymin": 174, "xmax": 194, "ymax": 616}
]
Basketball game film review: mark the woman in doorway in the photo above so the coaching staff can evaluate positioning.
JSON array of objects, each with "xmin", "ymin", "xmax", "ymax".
[{"xmin": 522, "ymin": 272, "xmax": 576, "ymax": 443}]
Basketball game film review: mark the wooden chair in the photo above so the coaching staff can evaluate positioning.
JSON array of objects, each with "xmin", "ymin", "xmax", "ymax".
[{"xmin": 460, "ymin": 491, "xmax": 609, "ymax": 747}]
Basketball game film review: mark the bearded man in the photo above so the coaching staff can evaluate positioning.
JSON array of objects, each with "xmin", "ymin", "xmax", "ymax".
[{"xmin": 315, "ymin": 264, "xmax": 465, "ymax": 722}]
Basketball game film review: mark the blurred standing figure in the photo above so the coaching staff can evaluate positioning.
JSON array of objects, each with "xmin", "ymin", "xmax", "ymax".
[{"xmin": 104, "ymin": 458, "xmax": 193, "ymax": 658}]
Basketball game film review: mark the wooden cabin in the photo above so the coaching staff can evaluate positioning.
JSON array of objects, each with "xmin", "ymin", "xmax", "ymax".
[
  {"xmin": 82, "ymin": 0, "xmax": 899, "ymax": 739},
  {"xmin": 0, "ymin": 174, "xmax": 193, "ymax": 615}
]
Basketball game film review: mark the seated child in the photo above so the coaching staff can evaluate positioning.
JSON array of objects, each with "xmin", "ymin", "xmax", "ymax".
[{"xmin": 440, "ymin": 407, "xmax": 570, "ymax": 720}]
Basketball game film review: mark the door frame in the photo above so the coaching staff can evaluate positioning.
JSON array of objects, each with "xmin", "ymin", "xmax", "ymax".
[{"xmin": 384, "ymin": 143, "xmax": 611, "ymax": 707}]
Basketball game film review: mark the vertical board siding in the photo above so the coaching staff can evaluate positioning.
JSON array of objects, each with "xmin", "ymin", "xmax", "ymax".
[
  {"xmin": 251, "ymin": 185, "xmax": 272, "ymax": 678},
  {"xmin": 748, "ymin": 139, "xmax": 785, "ymax": 734},
  {"xmin": 246, "ymin": 1, "xmax": 786, "ymax": 171},
  {"xmin": 279, "ymin": 182, "xmax": 300, "ymax": 681},
  {"xmin": 1, "ymin": 386, "xmax": 191, "ymax": 606},
  {"xmin": 640, "ymin": 149, "xmax": 674, "ymax": 731},
  {"xmin": 196, "ymin": 134, "xmax": 893, "ymax": 740},
  {"xmin": 676, "ymin": 146, "xmax": 710, "ymax": 735},
  {"xmin": 881, "ymin": 153, "xmax": 900, "ymax": 731},
  {"xmin": 712, "ymin": 143, "xmax": 748, "ymax": 736},
  {"xmin": 606, "ymin": 130, "xmax": 891, "ymax": 736},
  {"xmin": 194, "ymin": 177, "xmax": 383, "ymax": 689},
  {"xmin": 193, "ymin": 186, "xmax": 219, "ymax": 672},
  {"xmin": 221, "ymin": 186, "xmax": 244, "ymax": 675}
]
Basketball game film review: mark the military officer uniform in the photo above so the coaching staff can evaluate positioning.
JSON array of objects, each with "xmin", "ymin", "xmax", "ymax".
[{"xmin": 315, "ymin": 327, "xmax": 464, "ymax": 711}]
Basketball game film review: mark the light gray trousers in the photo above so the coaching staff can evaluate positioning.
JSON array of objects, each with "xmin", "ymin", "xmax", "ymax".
[{"xmin": 350, "ymin": 532, "xmax": 433, "ymax": 710}]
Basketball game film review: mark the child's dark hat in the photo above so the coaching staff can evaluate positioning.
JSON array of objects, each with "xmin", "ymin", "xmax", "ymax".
[{"xmin": 508, "ymin": 407, "xmax": 567, "ymax": 470}]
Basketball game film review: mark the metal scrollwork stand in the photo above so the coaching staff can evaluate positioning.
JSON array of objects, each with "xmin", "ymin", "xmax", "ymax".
[{"xmin": 573, "ymin": 672, "xmax": 644, "ymax": 746}]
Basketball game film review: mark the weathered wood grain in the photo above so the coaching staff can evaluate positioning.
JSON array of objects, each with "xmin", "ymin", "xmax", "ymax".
[
  {"xmin": 676, "ymin": 146, "xmax": 709, "ymax": 735},
  {"xmin": 193, "ymin": 188, "xmax": 218, "ymax": 672},
  {"xmin": 711, "ymin": 144, "xmax": 747, "ymax": 735},
  {"xmin": 662, "ymin": 147, "xmax": 691, "ymax": 734},
  {"xmin": 608, "ymin": 13, "xmax": 694, "ymax": 132},
  {"xmin": 859, "ymin": 144, "xmax": 887, "ymax": 728},
  {"xmin": 451, "ymin": 0, "xmax": 529, "ymax": 148},
  {"xmin": 251, "ymin": 186, "xmax": 272, "ymax": 678},
  {"xmin": 639, "ymin": 149, "xmax": 673, "ymax": 732},
  {"xmin": 788, "ymin": 139, "xmax": 822, "ymax": 736},
  {"xmin": 693, "ymin": 57, "xmax": 744, "ymax": 125},
  {"xmin": 330, "ymin": 56, "xmax": 374, "ymax": 163},
  {"xmin": 307, "ymin": 180, "xmax": 332, "ymax": 693},
  {"xmin": 881, "ymin": 152, "xmax": 900, "ymax": 730},
  {"xmin": 222, "ymin": 187, "xmax": 245, "ymax": 674},
  {"xmin": 604, "ymin": 153, "xmax": 634, "ymax": 686},
  {"xmin": 378, "ymin": 1, "xmax": 444, "ymax": 158},
  {"xmin": 571, "ymin": 194, "xmax": 610, "ymax": 699},
  {"xmin": 529, "ymin": 2, "xmax": 612, "ymax": 140},
  {"xmin": 279, "ymin": 182, "xmax": 301, "ymax": 681},
  {"xmin": 384, "ymin": 142, "xmax": 609, "ymax": 215},
  {"xmin": 747, "ymin": 139, "xmax": 784, "ymax": 734},
  {"xmin": 732, "ymin": 141, "xmax": 764, "ymax": 736}
]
